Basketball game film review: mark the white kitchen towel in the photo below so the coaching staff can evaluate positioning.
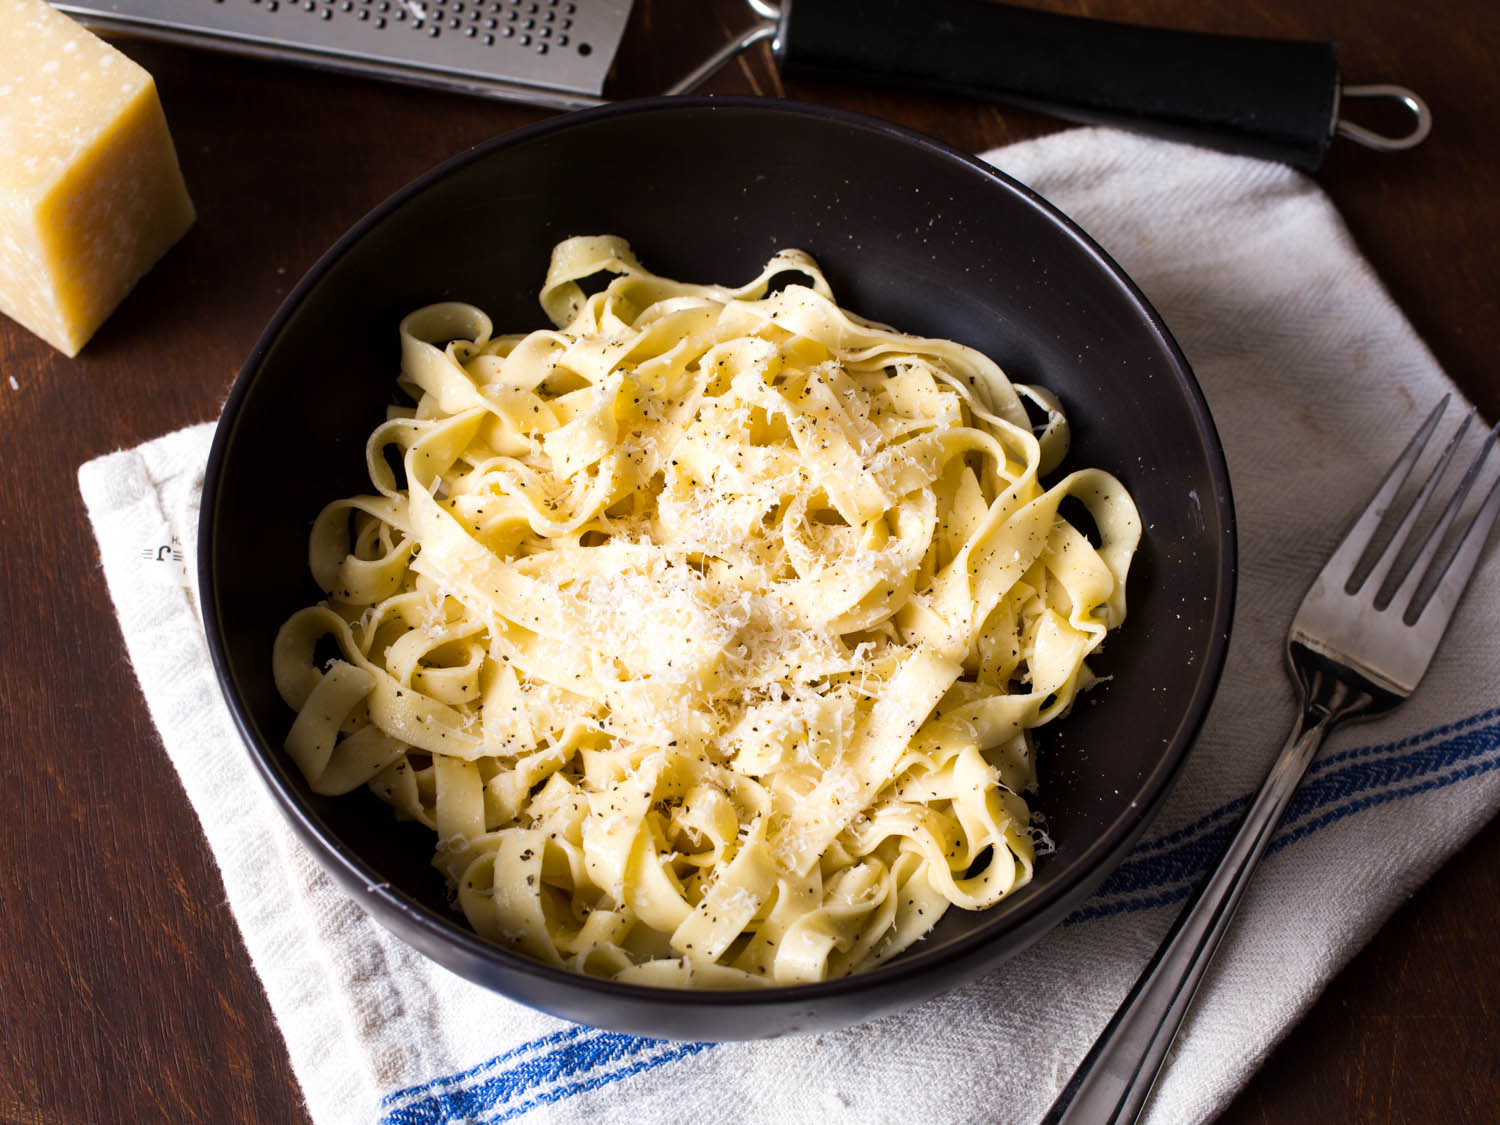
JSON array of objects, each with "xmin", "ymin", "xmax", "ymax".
[{"xmin": 78, "ymin": 127, "xmax": 1500, "ymax": 1125}]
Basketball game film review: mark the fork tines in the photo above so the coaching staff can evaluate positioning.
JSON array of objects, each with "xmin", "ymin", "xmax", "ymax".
[{"xmin": 1340, "ymin": 397, "xmax": 1500, "ymax": 625}]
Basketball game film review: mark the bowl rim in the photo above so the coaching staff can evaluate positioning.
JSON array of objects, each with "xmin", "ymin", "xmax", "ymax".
[{"xmin": 200, "ymin": 94, "xmax": 1237, "ymax": 1009}]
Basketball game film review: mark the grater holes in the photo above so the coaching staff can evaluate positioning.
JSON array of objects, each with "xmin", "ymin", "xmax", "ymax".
[{"xmin": 239, "ymin": 0, "xmax": 595, "ymax": 51}]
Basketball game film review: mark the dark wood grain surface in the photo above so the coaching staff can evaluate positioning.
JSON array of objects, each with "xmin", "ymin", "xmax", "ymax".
[{"xmin": 2, "ymin": 1, "xmax": 1496, "ymax": 1122}]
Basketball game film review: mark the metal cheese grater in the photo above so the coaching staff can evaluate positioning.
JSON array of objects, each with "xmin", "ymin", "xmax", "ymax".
[{"xmin": 57, "ymin": 0, "xmax": 636, "ymax": 108}]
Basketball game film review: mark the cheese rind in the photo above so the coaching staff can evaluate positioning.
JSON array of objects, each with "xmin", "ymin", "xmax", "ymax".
[{"xmin": 0, "ymin": 0, "xmax": 195, "ymax": 356}]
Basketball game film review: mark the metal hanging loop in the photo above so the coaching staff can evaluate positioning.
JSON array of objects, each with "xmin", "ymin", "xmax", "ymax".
[{"xmin": 1335, "ymin": 84, "xmax": 1433, "ymax": 152}]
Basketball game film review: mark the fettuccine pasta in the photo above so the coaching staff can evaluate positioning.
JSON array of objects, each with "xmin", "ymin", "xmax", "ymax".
[{"xmin": 273, "ymin": 236, "xmax": 1140, "ymax": 987}]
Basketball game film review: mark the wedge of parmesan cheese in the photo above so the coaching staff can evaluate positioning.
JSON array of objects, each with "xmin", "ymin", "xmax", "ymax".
[{"xmin": 0, "ymin": 0, "xmax": 195, "ymax": 356}]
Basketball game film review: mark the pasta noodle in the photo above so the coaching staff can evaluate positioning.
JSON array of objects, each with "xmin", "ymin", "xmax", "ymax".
[{"xmin": 273, "ymin": 236, "xmax": 1140, "ymax": 987}]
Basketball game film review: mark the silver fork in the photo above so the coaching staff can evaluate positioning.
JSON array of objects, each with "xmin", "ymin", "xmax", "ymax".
[{"xmin": 1044, "ymin": 397, "xmax": 1500, "ymax": 1125}]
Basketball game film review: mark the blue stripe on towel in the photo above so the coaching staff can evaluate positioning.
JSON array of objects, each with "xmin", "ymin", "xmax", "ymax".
[
  {"xmin": 379, "ymin": 1026, "xmax": 591, "ymax": 1114},
  {"xmin": 1286, "ymin": 714, "xmax": 1500, "ymax": 829},
  {"xmin": 383, "ymin": 705, "xmax": 1500, "ymax": 1122},
  {"xmin": 1066, "ymin": 708, "xmax": 1500, "ymax": 924},
  {"xmin": 1314, "ymin": 704, "xmax": 1500, "ymax": 771},
  {"xmin": 381, "ymin": 1033, "xmax": 707, "ymax": 1124},
  {"xmin": 1278, "ymin": 753, "xmax": 1500, "ymax": 851},
  {"xmin": 1117, "ymin": 706, "xmax": 1500, "ymax": 865},
  {"xmin": 483, "ymin": 1040, "xmax": 712, "ymax": 1124}
]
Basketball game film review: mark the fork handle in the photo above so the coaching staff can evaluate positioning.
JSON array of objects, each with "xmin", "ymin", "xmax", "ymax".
[{"xmin": 1042, "ymin": 687, "xmax": 1356, "ymax": 1124}]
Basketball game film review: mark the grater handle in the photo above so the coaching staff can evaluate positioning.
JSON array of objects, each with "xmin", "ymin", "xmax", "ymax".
[{"xmin": 776, "ymin": 0, "xmax": 1341, "ymax": 169}]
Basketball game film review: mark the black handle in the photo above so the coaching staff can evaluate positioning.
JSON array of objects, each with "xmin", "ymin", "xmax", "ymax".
[{"xmin": 776, "ymin": 0, "xmax": 1340, "ymax": 169}]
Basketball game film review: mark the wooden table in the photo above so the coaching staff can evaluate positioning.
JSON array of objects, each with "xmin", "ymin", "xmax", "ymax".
[{"xmin": 3, "ymin": 1, "xmax": 1495, "ymax": 1121}]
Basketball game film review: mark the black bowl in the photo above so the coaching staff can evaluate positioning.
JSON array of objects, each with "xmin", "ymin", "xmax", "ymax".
[{"xmin": 200, "ymin": 97, "xmax": 1234, "ymax": 1040}]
